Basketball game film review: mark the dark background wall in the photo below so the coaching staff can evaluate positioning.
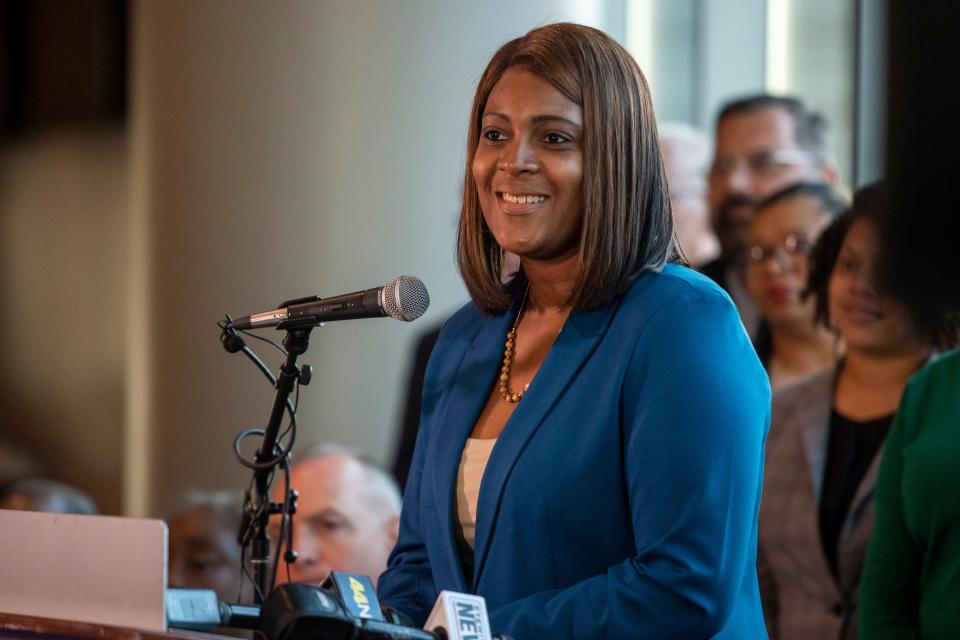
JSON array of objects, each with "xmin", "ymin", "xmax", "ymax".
[
  {"xmin": 885, "ymin": 0, "xmax": 960, "ymax": 312},
  {"xmin": 1, "ymin": 0, "xmax": 127, "ymax": 134},
  {"xmin": 0, "ymin": 0, "xmax": 129, "ymax": 513}
]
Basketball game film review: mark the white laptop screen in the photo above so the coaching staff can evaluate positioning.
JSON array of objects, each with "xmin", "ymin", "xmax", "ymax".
[{"xmin": 0, "ymin": 509, "xmax": 167, "ymax": 631}]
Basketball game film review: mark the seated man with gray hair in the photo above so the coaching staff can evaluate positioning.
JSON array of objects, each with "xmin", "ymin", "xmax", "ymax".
[
  {"xmin": 0, "ymin": 477, "xmax": 98, "ymax": 515},
  {"xmin": 271, "ymin": 444, "xmax": 401, "ymax": 587}
]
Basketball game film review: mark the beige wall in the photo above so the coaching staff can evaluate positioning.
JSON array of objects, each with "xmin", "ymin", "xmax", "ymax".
[{"xmin": 0, "ymin": 128, "xmax": 128, "ymax": 513}]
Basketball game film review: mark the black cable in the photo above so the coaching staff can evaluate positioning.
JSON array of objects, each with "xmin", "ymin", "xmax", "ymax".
[
  {"xmin": 222, "ymin": 332, "xmax": 297, "ymax": 469},
  {"xmin": 239, "ymin": 544, "xmax": 266, "ymax": 604},
  {"xmin": 233, "ymin": 423, "xmax": 296, "ymax": 472},
  {"xmin": 219, "ymin": 314, "xmax": 306, "ymax": 602},
  {"xmin": 240, "ymin": 345, "xmax": 279, "ymax": 386},
  {"xmin": 276, "ymin": 380, "xmax": 300, "ymax": 445},
  {"xmin": 238, "ymin": 327, "xmax": 289, "ymax": 356},
  {"xmin": 269, "ymin": 458, "xmax": 293, "ymax": 592}
]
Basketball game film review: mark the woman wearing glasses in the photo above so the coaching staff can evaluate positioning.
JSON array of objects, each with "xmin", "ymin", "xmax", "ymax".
[
  {"xmin": 758, "ymin": 182, "xmax": 945, "ymax": 640},
  {"xmin": 744, "ymin": 182, "xmax": 846, "ymax": 390}
]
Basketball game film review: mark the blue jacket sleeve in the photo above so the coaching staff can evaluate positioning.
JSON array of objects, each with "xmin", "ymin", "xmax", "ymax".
[{"xmin": 487, "ymin": 289, "xmax": 770, "ymax": 639}]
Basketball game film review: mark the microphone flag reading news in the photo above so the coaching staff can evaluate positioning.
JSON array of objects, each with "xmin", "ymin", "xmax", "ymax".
[{"xmin": 227, "ymin": 275, "xmax": 430, "ymax": 330}]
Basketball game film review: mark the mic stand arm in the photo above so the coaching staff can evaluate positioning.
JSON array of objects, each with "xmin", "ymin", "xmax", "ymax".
[{"xmin": 248, "ymin": 322, "xmax": 314, "ymax": 603}]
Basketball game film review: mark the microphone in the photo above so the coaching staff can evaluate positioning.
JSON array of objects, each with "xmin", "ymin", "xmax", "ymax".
[
  {"xmin": 165, "ymin": 588, "xmax": 261, "ymax": 632},
  {"xmin": 424, "ymin": 591, "xmax": 493, "ymax": 640},
  {"xmin": 263, "ymin": 582, "xmax": 437, "ymax": 640},
  {"xmin": 226, "ymin": 275, "xmax": 430, "ymax": 330},
  {"xmin": 322, "ymin": 572, "xmax": 386, "ymax": 621},
  {"xmin": 168, "ymin": 583, "xmax": 439, "ymax": 640},
  {"xmin": 168, "ymin": 582, "xmax": 510, "ymax": 640}
]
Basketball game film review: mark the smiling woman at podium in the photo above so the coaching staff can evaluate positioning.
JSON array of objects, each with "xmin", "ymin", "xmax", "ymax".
[{"xmin": 377, "ymin": 23, "xmax": 770, "ymax": 639}]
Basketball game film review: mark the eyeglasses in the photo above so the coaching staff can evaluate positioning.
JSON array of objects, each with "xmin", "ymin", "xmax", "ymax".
[
  {"xmin": 709, "ymin": 149, "xmax": 817, "ymax": 180},
  {"xmin": 747, "ymin": 232, "xmax": 813, "ymax": 266}
]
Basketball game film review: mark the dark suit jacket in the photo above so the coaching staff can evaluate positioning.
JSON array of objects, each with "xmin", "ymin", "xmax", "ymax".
[
  {"xmin": 759, "ymin": 369, "xmax": 883, "ymax": 640},
  {"xmin": 393, "ymin": 325, "xmax": 442, "ymax": 488},
  {"xmin": 699, "ymin": 255, "xmax": 767, "ymax": 344},
  {"xmin": 699, "ymin": 255, "xmax": 728, "ymax": 288},
  {"xmin": 378, "ymin": 265, "xmax": 771, "ymax": 639}
]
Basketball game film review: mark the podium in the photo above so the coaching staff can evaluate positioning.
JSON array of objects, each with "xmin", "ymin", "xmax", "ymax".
[
  {"xmin": 0, "ymin": 512, "xmax": 252, "ymax": 640},
  {"xmin": 0, "ymin": 613, "xmax": 225, "ymax": 640},
  {"xmin": 0, "ymin": 510, "xmax": 168, "ymax": 632}
]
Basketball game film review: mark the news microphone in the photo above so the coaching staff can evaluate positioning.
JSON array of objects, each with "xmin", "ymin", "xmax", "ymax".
[
  {"xmin": 226, "ymin": 275, "xmax": 430, "ymax": 330},
  {"xmin": 165, "ymin": 588, "xmax": 261, "ymax": 632},
  {"xmin": 264, "ymin": 582, "xmax": 436, "ymax": 640},
  {"xmin": 319, "ymin": 575, "xmax": 503, "ymax": 640},
  {"xmin": 167, "ymin": 583, "xmax": 509, "ymax": 640},
  {"xmin": 322, "ymin": 572, "xmax": 440, "ymax": 639},
  {"xmin": 323, "ymin": 572, "xmax": 386, "ymax": 622},
  {"xmin": 424, "ymin": 591, "xmax": 493, "ymax": 640}
]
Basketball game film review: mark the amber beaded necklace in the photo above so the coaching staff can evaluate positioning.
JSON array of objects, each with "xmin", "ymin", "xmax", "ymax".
[{"xmin": 498, "ymin": 286, "xmax": 530, "ymax": 403}]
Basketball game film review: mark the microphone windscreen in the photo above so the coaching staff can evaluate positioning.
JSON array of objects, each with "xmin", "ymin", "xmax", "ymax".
[
  {"xmin": 383, "ymin": 275, "xmax": 430, "ymax": 321},
  {"xmin": 260, "ymin": 583, "xmax": 354, "ymax": 640}
]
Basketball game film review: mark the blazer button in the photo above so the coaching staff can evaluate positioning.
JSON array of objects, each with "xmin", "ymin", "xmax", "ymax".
[{"xmin": 831, "ymin": 602, "xmax": 843, "ymax": 617}]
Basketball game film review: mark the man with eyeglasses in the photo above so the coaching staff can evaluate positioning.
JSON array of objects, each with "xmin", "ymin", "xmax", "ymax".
[{"xmin": 701, "ymin": 94, "xmax": 838, "ymax": 339}]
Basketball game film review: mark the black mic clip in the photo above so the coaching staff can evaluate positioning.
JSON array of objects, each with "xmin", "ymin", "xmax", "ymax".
[
  {"xmin": 219, "ymin": 316, "xmax": 247, "ymax": 354},
  {"xmin": 298, "ymin": 365, "xmax": 313, "ymax": 386},
  {"xmin": 278, "ymin": 294, "xmax": 321, "ymax": 307},
  {"xmin": 275, "ymin": 294, "xmax": 325, "ymax": 332}
]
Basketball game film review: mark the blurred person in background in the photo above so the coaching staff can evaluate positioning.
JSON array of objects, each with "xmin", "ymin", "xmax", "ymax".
[
  {"xmin": 272, "ymin": 444, "xmax": 400, "ymax": 587},
  {"xmin": 702, "ymin": 94, "xmax": 838, "ymax": 339},
  {"xmin": 660, "ymin": 122, "xmax": 719, "ymax": 268},
  {"xmin": 0, "ymin": 442, "xmax": 39, "ymax": 486},
  {"xmin": 745, "ymin": 182, "xmax": 846, "ymax": 390},
  {"xmin": 758, "ymin": 182, "xmax": 956, "ymax": 639},
  {"xmin": 167, "ymin": 490, "xmax": 245, "ymax": 603},
  {"xmin": 0, "ymin": 477, "xmax": 98, "ymax": 515},
  {"xmin": 858, "ymin": 346, "xmax": 960, "ymax": 638}
]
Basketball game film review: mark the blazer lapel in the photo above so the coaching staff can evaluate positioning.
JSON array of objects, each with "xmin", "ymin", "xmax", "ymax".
[
  {"xmin": 847, "ymin": 444, "xmax": 882, "ymax": 527},
  {"xmin": 801, "ymin": 419, "xmax": 829, "ymax": 500},
  {"xmin": 835, "ymin": 442, "xmax": 884, "ymax": 595},
  {"xmin": 798, "ymin": 373, "xmax": 835, "ymax": 501},
  {"xmin": 792, "ymin": 372, "xmax": 843, "ymax": 594},
  {"xmin": 429, "ymin": 306, "xmax": 514, "ymax": 592},
  {"xmin": 471, "ymin": 300, "xmax": 620, "ymax": 588}
]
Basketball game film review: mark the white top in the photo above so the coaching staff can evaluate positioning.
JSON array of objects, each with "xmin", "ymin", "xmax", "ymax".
[{"xmin": 455, "ymin": 437, "xmax": 497, "ymax": 568}]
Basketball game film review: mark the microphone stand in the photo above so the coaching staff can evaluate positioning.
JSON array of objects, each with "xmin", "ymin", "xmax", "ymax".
[{"xmin": 245, "ymin": 320, "xmax": 315, "ymax": 604}]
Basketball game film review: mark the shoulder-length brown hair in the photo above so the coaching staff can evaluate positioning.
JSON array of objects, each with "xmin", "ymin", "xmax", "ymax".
[{"xmin": 457, "ymin": 22, "xmax": 674, "ymax": 314}]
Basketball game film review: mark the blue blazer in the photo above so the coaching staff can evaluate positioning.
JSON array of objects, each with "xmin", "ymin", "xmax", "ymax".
[{"xmin": 378, "ymin": 265, "xmax": 770, "ymax": 639}]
